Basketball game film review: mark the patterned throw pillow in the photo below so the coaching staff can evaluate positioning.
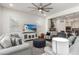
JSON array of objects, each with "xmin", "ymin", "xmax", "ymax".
[
  {"xmin": 10, "ymin": 38, "xmax": 17, "ymax": 46},
  {"xmin": 0, "ymin": 36, "xmax": 12, "ymax": 48},
  {"xmin": 10, "ymin": 33, "xmax": 22, "ymax": 46},
  {"xmin": 18, "ymin": 39, "xmax": 22, "ymax": 44},
  {"xmin": 0, "ymin": 34, "xmax": 5, "ymax": 41},
  {"xmin": 15, "ymin": 38, "xmax": 22, "ymax": 45},
  {"xmin": 10, "ymin": 37, "xmax": 23, "ymax": 46},
  {"xmin": 0, "ymin": 33, "xmax": 23, "ymax": 49}
]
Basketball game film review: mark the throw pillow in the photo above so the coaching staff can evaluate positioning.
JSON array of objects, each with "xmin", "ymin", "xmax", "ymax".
[
  {"xmin": 15, "ymin": 38, "xmax": 22, "ymax": 45},
  {"xmin": 10, "ymin": 37, "xmax": 17, "ymax": 46},
  {"xmin": 10, "ymin": 38, "xmax": 15, "ymax": 46},
  {"xmin": 18, "ymin": 39, "xmax": 22, "ymax": 44},
  {"xmin": 0, "ymin": 35, "xmax": 12, "ymax": 48},
  {"xmin": 0, "ymin": 34, "xmax": 5, "ymax": 41}
]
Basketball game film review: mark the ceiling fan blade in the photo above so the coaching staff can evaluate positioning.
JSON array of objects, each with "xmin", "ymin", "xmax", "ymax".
[
  {"xmin": 44, "ymin": 8, "xmax": 53, "ymax": 9},
  {"xmin": 43, "ymin": 9, "xmax": 49, "ymax": 12},
  {"xmin": 42, "ymin": 3, "xmax": 52, "ymax": 8},
  {"xmin": 32, "ymin": 3, "xmax": 39, "ymax": 8},
  {"xmin": 29, "ymin": 9, "xmax": 39, "ymax": 13},
  {"xmin": 28, "ymin": 7, "xmax": 36, "ymax": 9}
]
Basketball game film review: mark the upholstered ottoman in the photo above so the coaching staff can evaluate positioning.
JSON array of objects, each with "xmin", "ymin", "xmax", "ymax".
[{"xmin": 33, "ymin": 39, "xmax": 46, "ymax": 48}]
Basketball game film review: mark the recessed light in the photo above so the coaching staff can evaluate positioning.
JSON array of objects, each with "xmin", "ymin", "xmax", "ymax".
[{"xmin": 9, "ymin": 3, "xmax": 13, "ymax": 7}]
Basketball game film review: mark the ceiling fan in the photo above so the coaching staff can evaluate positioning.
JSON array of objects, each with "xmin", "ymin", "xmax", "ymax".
[{"xmin": 28, "ymin": 3, "xmax": 53, "ymax": 14}]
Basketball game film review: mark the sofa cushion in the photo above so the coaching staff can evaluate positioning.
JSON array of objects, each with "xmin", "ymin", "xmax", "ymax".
[
  {"xmin": 0, "ymin": 46, "xmax": 2, "ymax": 49},
  {"xmin": 70, "ymin": 36, "xmax": 79, "ymax": 55},
  {"xmin": 0, "ymin": 43, "xmax": 4, "ymax": 49}
]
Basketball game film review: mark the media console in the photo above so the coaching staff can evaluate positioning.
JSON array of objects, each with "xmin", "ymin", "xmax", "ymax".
[{"xmin": 23, "ymin": 32, "xmax": 37, "ymax": 41}]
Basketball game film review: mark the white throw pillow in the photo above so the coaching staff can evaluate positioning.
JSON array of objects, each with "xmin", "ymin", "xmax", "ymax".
[
  {"xmin": 0, "ymin": 34, "xmax": 5, "ymax": 41},
  {"xmin": 0, "ymin": 35, "xmax": 12, "ymax": 48}
]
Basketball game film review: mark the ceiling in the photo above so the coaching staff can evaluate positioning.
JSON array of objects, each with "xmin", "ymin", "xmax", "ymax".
[{"xmin": 1, "ymin": 3, "xmax": 79, "ymax": 17}]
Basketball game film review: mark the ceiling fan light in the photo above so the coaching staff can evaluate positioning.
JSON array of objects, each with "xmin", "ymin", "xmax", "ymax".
[{"xmin": 39, "ymin": 9, "xmax": 42, "ymax": 12}]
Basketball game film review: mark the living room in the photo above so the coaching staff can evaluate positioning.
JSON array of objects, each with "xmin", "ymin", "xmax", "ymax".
[{"xmin": 0, "ymin": 3, "xmax": 79, "ymax": 55}]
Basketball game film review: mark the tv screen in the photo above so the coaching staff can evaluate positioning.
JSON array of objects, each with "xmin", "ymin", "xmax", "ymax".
[{"xmin": 24, "ymin": 24, "xmax": 37, "ymax": 32}]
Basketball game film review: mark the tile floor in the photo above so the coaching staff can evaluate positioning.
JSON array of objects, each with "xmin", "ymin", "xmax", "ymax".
[{"xmin": 26, "ymin": 41, "xmax": 52, "ymax": 55}]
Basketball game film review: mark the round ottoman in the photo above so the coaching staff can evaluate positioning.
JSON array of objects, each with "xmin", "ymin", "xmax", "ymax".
[{"xmin": 33, "ymin": 39, "xmax": 46, "ymax": 48}]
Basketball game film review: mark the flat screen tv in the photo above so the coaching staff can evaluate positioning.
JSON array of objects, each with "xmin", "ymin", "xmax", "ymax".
[{"xmin": 24, "ymin": 24, "xmax": 37, "ymax": 32}]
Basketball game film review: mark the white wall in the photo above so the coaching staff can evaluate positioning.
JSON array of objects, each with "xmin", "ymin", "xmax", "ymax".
[
  {"xmin": 36, "ymin": 17, "xmax": 47, "ymax": 35},
  {"xmin": 0, "ymin": 7, "xmax": 3, "ymax": 34},
  {"xmin": 0, "ymin": 7, "xmax": 47, "ymax": 35}
]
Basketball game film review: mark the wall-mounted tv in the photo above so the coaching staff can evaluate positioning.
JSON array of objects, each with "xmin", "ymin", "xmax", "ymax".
[{"xmin": 24, "ymin": 24, "xmax": 37, "ymax": 32}]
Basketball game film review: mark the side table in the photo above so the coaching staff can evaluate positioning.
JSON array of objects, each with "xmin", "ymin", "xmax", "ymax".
[{"xmin": 52, "ymin": 37, "xmax": 69, "ymax": 55}]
